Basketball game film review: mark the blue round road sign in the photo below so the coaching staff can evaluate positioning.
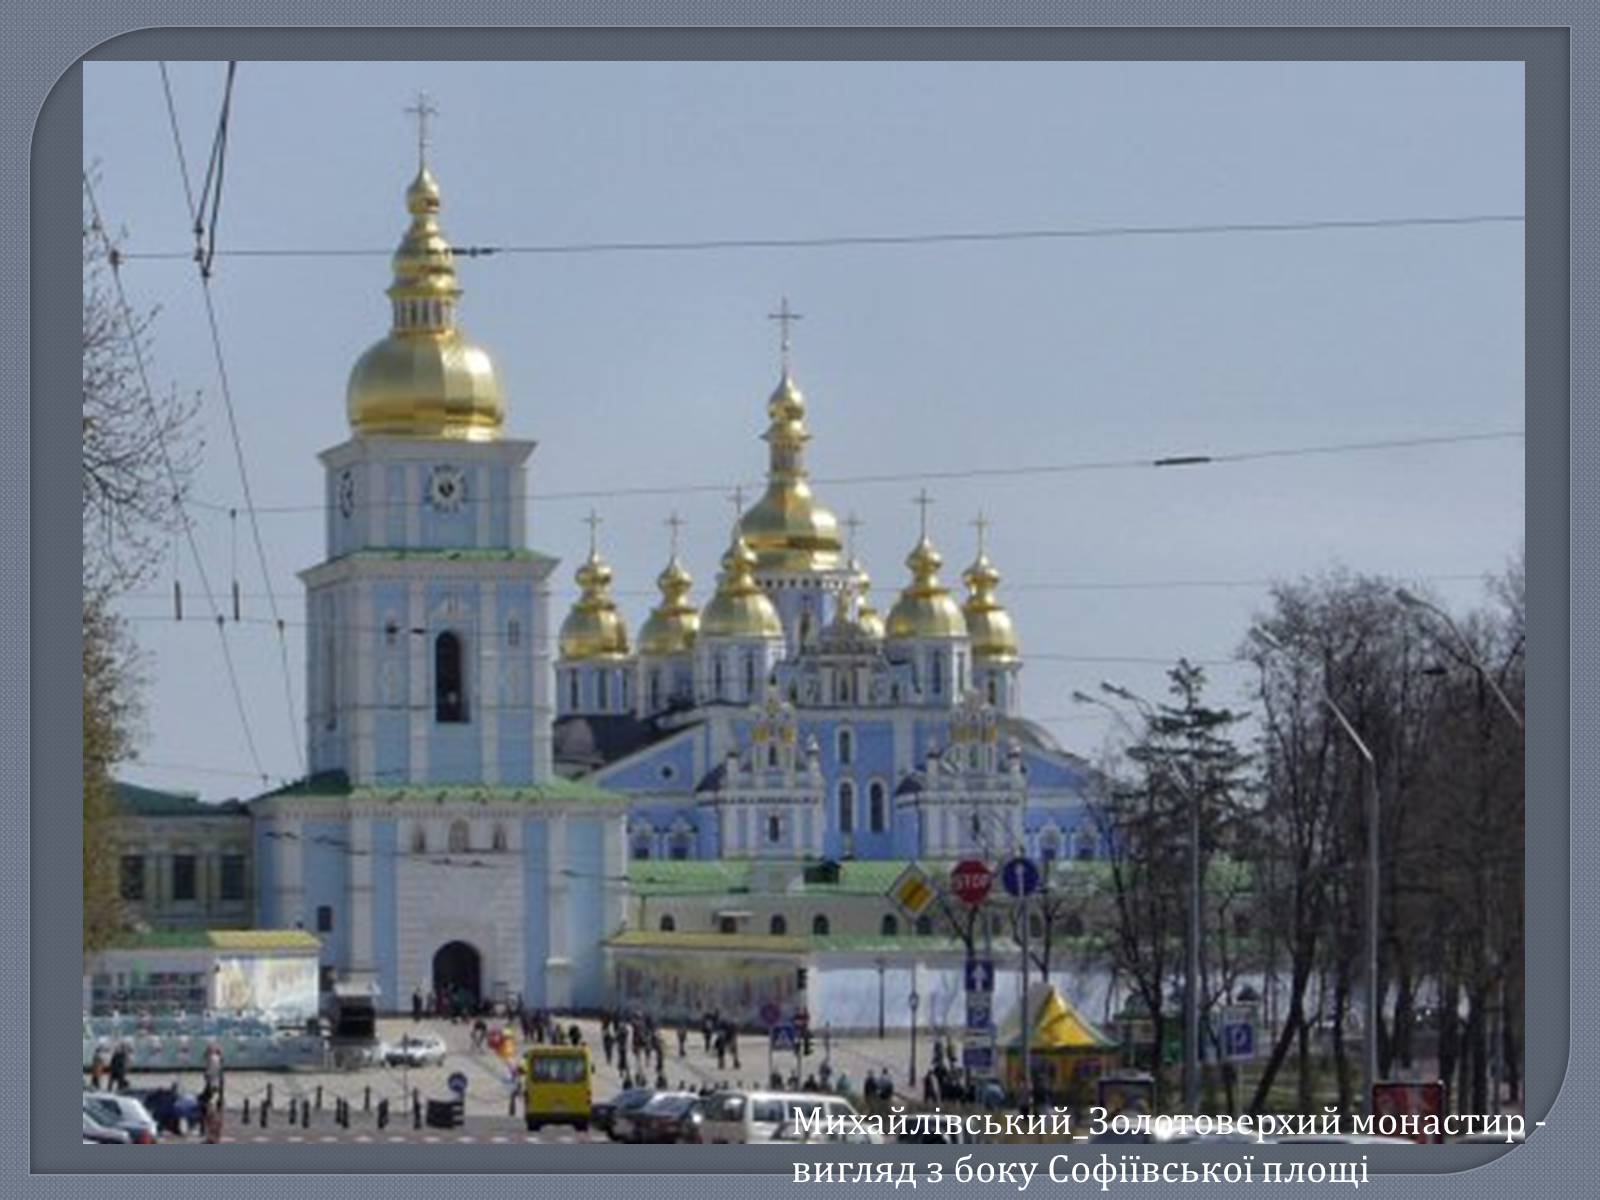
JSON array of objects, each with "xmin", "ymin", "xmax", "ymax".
[
  {"xmin": 1000, "ymin": 856, "xmax": 1041, "ymax": 897},
  {"xmin": 447, "ymin": 1071, "xmax": 468, "ymax": 1096}
]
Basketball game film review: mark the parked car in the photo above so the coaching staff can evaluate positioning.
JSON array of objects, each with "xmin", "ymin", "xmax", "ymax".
[
  {"xmin": 384, "ymin": 1034, "xmax": 448, "ymax": 1068},
  {"xmin": 775, "ymin": 1117, "xmax": 884, "ymax": 1145},
  {"xmin": 83, "ymin": 1093, "xmax": 158, "ymax": 1144},
  {"xmin": 126, "ymin": 1085, "xmax": 202, "ymax": 1137},
  {"xmin": 630, "ymin": 1092, "xmax": 704, "ymax": 1144},
  {"xmin": 592, "ymin": 1087, "xmax": 655, "ymax": 1140},
  {"xmin": 82, "ymin": 1109, "xmax": 132, "ymax": 1144},
  {"xmin": 607, "ymin": 1088, "xmax": 661, "ymax": 1143},
  {"xmin": 700, "ymin": 1090, "xmax": 858, "ymax": 1145}
]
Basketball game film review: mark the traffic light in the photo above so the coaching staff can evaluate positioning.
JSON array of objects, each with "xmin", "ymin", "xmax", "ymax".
[{"xmin": 796, "ymin": 967, "xmax": 809, "ymax": 991}]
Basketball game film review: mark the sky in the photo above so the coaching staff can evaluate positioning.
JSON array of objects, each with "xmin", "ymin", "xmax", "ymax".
[{"xmin": 82, "ymin": 60, "xmax": 1525, "ymax": 801}]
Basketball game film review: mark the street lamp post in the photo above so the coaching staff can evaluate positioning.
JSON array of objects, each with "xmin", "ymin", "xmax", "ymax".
[
  {"xmin": 908, "ymin": 989, "xmax": 920, "ymax": 1089},
  {"xmin": 1395, "ymin": 589, "xmax": 1524, "ymax": 730},
  {"xmin": 1075, "ymin": 684, "xmax": 1203, "ymax": 1114},
  {"xmin": 1252, "ymin": 626, "xmax": 1379, "ymax": 1115}
]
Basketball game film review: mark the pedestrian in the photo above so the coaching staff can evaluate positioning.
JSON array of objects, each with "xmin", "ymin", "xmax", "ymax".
[
  {"xmin": 714, "ymin": 1031, "xmax": 726, "ymax": 1071},
  {"xmin": 602, "ymin": 1028, "xmax": 615, "ymax": 1065},
  {"xmin": 88, "ymin": 1045, "xmax": 107, "ymax": 1091},
  {"xmin": 702, "ymin": 1012, "xmax": 714, "ymax": 1053},
  {"xmin": 923, "ymin": 1070, "xmax": 938, "ymax": 1105},
  {"xmin": 933, "ymin": 1039, "xmax": 945, "ymax": 1070},
  {"xmin": 204, "ymin": 1042, "xmax": 224, "ymax": 1106},
  {"xmin": 109, "ymin": 1043, "xmax": 129, "ymax": 1093},
  {"xmin": 412, "ymin": 989, "xmax": 423, "ymax": 1023},
  {"xmin": 676, "ymin": 1025, "xmax": 687, "ymax": 1058},
  {"xmin": 569, "ymin": 1024, "xmax": 581, "ymax": 1046}
]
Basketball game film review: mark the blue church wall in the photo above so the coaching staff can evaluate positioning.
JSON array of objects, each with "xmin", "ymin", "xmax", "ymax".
[
  {"xmin": 424, "ymin": 581, "xmax": 482, "ymax": 784},
  {"xmin": 302, "ymin": 820, "xmax": 351, "ymax": 971},
  {"xmin": 372, "ymin": 820, "xmax": 399, "ymax": 1003},
  {"xmin": 418, "ymin": 481, "xmax": 478, "ymax": 548},
  {"xmin": 1020, "ymin": 747, "xmax": 1090, "ymax": 793},
  {"xmin": 385, "ymin": 466, "xmax": 406, "ymax": 547},
  {"xmin": 497, "ymin": 712, "xmax": 534, "ymax": 784},
  {"xmin": 489, "ymin": 467, "xmax": 510, "ymax": 546},
  {"xmin": 565, "ymin": 820, "xmax": 607, "ymax": 1006},
  {"xmin": 520, "ymin": 818, "xmax": 550, "ymax": 1007},
  {"xmin": 595, "ymin": 733, "xmax": 697, "ymax": 793}
]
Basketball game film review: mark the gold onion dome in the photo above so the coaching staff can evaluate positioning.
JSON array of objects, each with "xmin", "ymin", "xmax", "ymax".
[
  {"xmin": 962, "ymin": 545, "xmax": 1020, "ymax": 662},
  {"xmin": 738, "ymin": 372, "xmax": 843, "ymax": 572},
  {"xmin": 852, "ymin": 560, "xmax": 886, "ymax": 640},
  {"xmin": 886, "ymin": 533, "xmax": 970, "ymax": 640},
  {"xmin": 638, "ymin": 554, "xmax": 700, "ymax": 657},
  {"xmin": 700, "ymin": 533, "xmax": 784, "ymax": 640},
  {"xmin": 347, "ymin": 165, "xmax": 505, "ymax": 440},
  {"xmin": 559, "ymin": 543, "xmax": 631, "ymax": 661}
]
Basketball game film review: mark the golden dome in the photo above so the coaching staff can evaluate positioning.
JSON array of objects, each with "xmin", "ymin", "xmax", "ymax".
[
  {"xmin": 738, "ymin": 372, "xmax": 843, "ymax": 572},
  {"xmin": 963, "ymin": 546, "xmax": 1020, "ymax": 662},
  {"xmin": 347, "ymin": 165, "xmax": 505, "ymax": 440},
  {"xmin": 886, "ymin": 534, "xmax": 970, "ymax": 641},
  {"xmin": 638, "ymin": 554, "xmax": 700, "ymax": 657},
  {"xmin": 852, "ymin": 560, "xmax": 886, "ymax": 640},
  {"xmin": 559, "ymin": 539, "xmax": 631, "ymax": 661},
  {"xmin": 700, "ymin": 533, "xmax": 784, "ymax": 640}
]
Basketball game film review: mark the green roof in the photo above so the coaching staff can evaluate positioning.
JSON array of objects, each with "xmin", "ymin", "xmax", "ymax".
[
  {"xmin": 629, "ymin": 859, "xmax": 921, "ymax": 897},
  {"xmin": 113, "ymin": 782, "xmax": 247, "ymax": 818},
  {"xmin": 254, "ymin": 771, "xmax": 623, "ymax": 807},
  {"xmin": 105, "ymin": 929, "xmax": 321, "ymax": 953}
]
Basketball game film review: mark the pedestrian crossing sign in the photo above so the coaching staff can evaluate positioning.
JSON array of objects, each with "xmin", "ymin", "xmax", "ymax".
[{"xmin": 887, "ymin": 864, "xmax": 937, "ymax": 919}]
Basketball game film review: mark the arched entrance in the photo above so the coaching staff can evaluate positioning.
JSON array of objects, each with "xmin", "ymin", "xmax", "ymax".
[{"xmin": 432, "ymin": 941, "xmax": 482, "ymax": 1013}]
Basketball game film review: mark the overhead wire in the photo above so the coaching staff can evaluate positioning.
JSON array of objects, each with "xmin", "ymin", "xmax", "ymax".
[{"xmin": 159, "ymin": 61, "xmax": 305, "ymax": 772}]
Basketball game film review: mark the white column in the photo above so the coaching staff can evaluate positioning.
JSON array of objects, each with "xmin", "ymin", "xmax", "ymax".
[{"xmin": 408, "ymin": 579, "xmax": 428, "ymax": 784}]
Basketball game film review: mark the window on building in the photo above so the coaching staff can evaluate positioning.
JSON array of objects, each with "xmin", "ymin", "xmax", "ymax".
[
  {"xmin": 838, "ymin": 728, "xmax": 854, "ymax": 765},
  {"xmin": 987, "ymin": 677, "xmax": 997, "ymax": 705},
  {"xmin": 881, "ymin": 914, "xmax": 899, "ymax": 937},
  {"xmin": 868, "ymin": 782, "xmax": 886, "ymax": 833},
  {"xmin": 669, "ymin": 831, "xmax": 692, "ymax": 861},
  {"xmin": 568, "ymin": 672, "xmax": 580, "ymax": 711},
  {"xmin": 172, "ymin": 855, "xmax": 197, "ymax": 902},
  {"xmin": 649, "ymin": 672, "xmax": 661, "ymax": 712},
  {"xmin": 770, "ymin": 914, "xmax": 788, "ymax": 936},
  {"xmin": 597, "ymin": 671, "xmax": 610, "ymax": 711},
  {"xmin": 316, "ymin": 905, "xmax": 334, "ymax": 933},
  {"xmin": 915, "ymin": 914, "xmax": 934, "ymax": 937},
  {"xmin": 812, "ymin": 915, "xmax": 830, "ymax": 937},
  {"xmin": 767, "ymin": 815, "xmax": 782, "ymax": 843},
  {"xmin": 507, "ymin": 617, "xmax": 521, "ymax": 649},
  {"xmin": 621, "ymin": 673, "xmax": 630, "ymax": 709},
  {"xmin": 970, "ymin": 814, "xmax": 982, "ymax": 840},
  {"xmin": 632, "ymin": 836, "xmax": 651, "ymax": 861},
  {"xmin": 767, "ymin": 744, "xmax": 779, "ymax": 769},
  {"xmin": 718, "ymin": 916, "xmax": 737, "ymax": 935},
  {"xmin": 713, "ymin": 658, "xmax": 725, "ymax": 698},
  {"xmin": 448, "ymin": 820, "xmax": 470, "ymax": 854},
  {"xmin": 931, "ymin": 654, "xmax": 943, "ymax": 695},
  {"xmin": 838, "ymin": 781, "xmax": 855, "ymax": 834},
  {"xmin": 745, "ymin": 655, "xmax": 756, "ymax": 696},
  {"xmin": 491, "ymin": 824, "xmax": 508, "ymax": 852},
  {"xmin": 957, "ymin": 655, "xmax": 967, "ymax": 695},
  {"xmin": 435, "ymin": 631, "xmax": 467, "ymax": 722},
  {"xmin": 118, "ymin": 855, "xmax": 145, "ymax": 901},
  {"xmin": 659, "ymin": 914, "xmax": 676, "ymax": 932},
  {"xmin": 220, "ymin": 854, "xmax": 246, "ymax": 902},
  {"xmin": 411, "ymin": 825, "xmax": 428, "ymax": 854}
]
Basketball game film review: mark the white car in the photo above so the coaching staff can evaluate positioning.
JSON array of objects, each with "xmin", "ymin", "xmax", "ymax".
[
  {"xmin": 83, "ymin": 1093, "xmax": 158, "ymax": 1144},
  {"xmin": 772, "ymin": 1117, "xmax": 884, "ymax": 1145},
  {"xmin": 383, "ymin": 1034, "xmax": 448, "ymax": 1067},
  {"xmin": 700, "ymin": 1091, "xmax": 860, "ymax": 1145}
]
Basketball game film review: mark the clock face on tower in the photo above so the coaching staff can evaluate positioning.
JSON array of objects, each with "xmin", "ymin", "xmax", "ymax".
[
  {"xmin": 337, "ymin": 469, "xmax": 356, "ymax": 520},
  {"xmin": 427, "ymin": 465, "xmax": 467, "ymax": 514}
]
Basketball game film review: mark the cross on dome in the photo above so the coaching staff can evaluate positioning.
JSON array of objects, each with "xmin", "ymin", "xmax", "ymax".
[
  {"xmin": 404, "ymin": 91, "xmax": 439, "ymax": 169},
  {"xmin": 665, "ymin": 511, "xmax": 685, "ymax": 557},
  {"xmin": 913, "ymin": 489, "xmax": 935, "ymax": 540},
  {"xmin": 972, "ymin": 511, "xmax": 990, "ymax": 554},
  {"xmin": 766, "ymin": 295, "xmax": 803, "ymax": 374},
  {"xmin": 583, "ymin": 508, "xmax": 603, "ymax": 556}
]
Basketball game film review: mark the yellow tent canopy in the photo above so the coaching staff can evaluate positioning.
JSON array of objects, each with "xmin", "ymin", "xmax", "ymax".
[{"xmin": 997, "ymin": 982, "xmax": 1118, "ymax": 1051}]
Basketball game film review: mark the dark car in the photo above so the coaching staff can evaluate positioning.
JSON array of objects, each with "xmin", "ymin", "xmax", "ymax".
[
  {"xmin": 609, "ymin": 1089, "xmax": 664, "ymax": 1143},
  {"xmin": 126, "ymin": 1085, "xmax": 203, "ymax": 1137},
  {"xmin": 631, "ymin": 1092, "xmax": 704, "ymax": 1144},
  {"xmin": 593, "ymin": 1088, "xmax": 656, "ymax": 1141}
]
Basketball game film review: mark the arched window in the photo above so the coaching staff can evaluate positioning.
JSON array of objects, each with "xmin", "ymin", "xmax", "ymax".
[
  {"xmin": 767, "ymin": 815, "xmax": 782, "ymax": 843},
  {"xmin": 767, "ymin": 744, "xmax": 779, "ymax": 769},
  {"xmin": 1040, "ymin": 830, "xmax": 1061, "ymax": 864},
  {"xmin": 812, "ymin": 914, "xmax": 830, "ymax": 937},
  {"xmin": 868, "ymin": 782, "xmax": 887, "ymax": 833},
  {"xmin": 799, "ymin": 612, "xmax": 813, "ymax": 647},
  {"xmin": 931, "ymin": 653, "xmax": 944, "ymax": 695},
  {"xmin": 770, "ymin": 914, "xmax": 788, "ymax": 936},
  {"xmin": 507, "ymin": 617, "xmax": 522, "ymax": 649},
  {"xmin": 881, "ymin": 914, "xmax": 899, "ymax": 937},
  {"xmin": 957, "ymin": 654, "xmax": 967, "ymax": 695},
  {"xmin": 659, "ymin": 914, "xmax": 676, "ymax": 932},
  {"xmin": 621, "ymin": 673, "xmax": 630, "ymax": 709},
  {"xmin": 668, "ymin": 830, "xmax": 692, "ymax": 861},
  {"xmin": 568, "ymin": 672, "xmax": 580, "ymax": 711},
  {"xmin": 631, "ymin": 831, "xmax": 652, "ymax": 861},
  {"xmin": 596, "ymin": 671, "xmax": 609, "ymax": 711},
  {"xmin": 713, "ymin": 657, "xmax": 725, "ymax": 698},
  {"xmin": 491, "ymin": 824, "xmax": 508, "ymax": 852},
  {"xmin": 447, "ymin": 820, "xmax": 469, "ymax": 854},
  {"xmin": 987, "ymin": 677, "xmax": 998, "ymax": 705},
  {"xmin": 745, "ymin": 654, "xmax": 756, "ymax": 696},
  {"xmin": 411, "ymin": 825, "xmax": 427, "ymax": 854},
  {"xmin": 915, "ymin": 914, "xmax": 934, "ymax": 937},
  {"xmin": 649, "ymin": 672, "xmax": 661, "ymax": 712},
  {"xmin": 838, "ymin": 728, "xmax": 854, "ymax": 765},
  {"xmin": 970, "ymin": 813, "xmax": 982, "ymax": 840},
  {"xmin": 435, "ymin": 632, "xmax": 467, "ymax": 723},
  {"xmin": 838, "ymin": 781, "xmax": 855, "ymax": 834}
]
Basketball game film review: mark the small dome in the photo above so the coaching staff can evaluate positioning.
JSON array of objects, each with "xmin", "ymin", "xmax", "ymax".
[
  {"xmin": 963, "ymin": 549, "xmax": 1020, "ymax": 661},
  {"xmin": 346, "ymin": 165, "xmax": 505, "ymax": 441},
  {"xmin": 850, "ymin": 559, "xmax": 885, "ymax": 641},
  {"xmin": 638, "ymin": 555, "xmax": 699, "ymax": 657},
  {"xmin": 886, "ymin": 536, "xmax": 969, "ymax": 641},
  {"xmin": 700, "ymin": 535, "xmax": 784, "ymax": 640},
  {"xmin": 559, "ymin": 547, "xmax": 630, "ymax": 660}
]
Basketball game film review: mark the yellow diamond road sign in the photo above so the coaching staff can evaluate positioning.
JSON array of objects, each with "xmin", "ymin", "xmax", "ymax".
[{"xmin": 888, "ymin": 864, "xmax": 937, "ymax": 919}]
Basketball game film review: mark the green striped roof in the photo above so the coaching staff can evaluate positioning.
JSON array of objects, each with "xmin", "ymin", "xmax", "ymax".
[
  {"xmin": 629, "ymin": 859, "xmax": 920, "ymax": 897},
  {"xmin": 254, "ymin": 771, "xmax": 622, "ymax": 806},
  {"xmin": 113, "ymin": 782, "xmax": 247, "ymax": 818},
  {"xmin": 104, "ymin": 929, "xmax": 321, "ymax": 952}
]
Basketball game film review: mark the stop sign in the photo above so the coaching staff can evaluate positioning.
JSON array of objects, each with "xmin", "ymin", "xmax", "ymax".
[{"xmin": 950, "ymin": 859, "xmax": 993, "ymax": 906}]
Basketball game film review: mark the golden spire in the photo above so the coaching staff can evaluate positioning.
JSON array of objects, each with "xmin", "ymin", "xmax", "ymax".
[
  {"xmin": 346, "ymin": 95, "xmax": 504, "ymax": 441},
  {"xmin": 638, "ymin": 512, "xmax": 700, "ymax": 657},
  {"xmin": 559, "ymin": 512, "xmax": 631, "ymax": 660},
  {"xmin": 886, "ymin": 490, "xmax": 969, "ymax": 640},
  {"xmin": 737, "ymin": 298, "xmax": 842, "ymax": 572},
  {"xmin": 700, "ymin": 521, "xmax": 784, "ymax": 640},
  {"xmin": 962, "ymin": 512, "xmax": 1020, "ymax": 662}
]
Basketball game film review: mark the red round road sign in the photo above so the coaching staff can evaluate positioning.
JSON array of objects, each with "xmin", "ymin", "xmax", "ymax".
[{"xmin": 950, "ymin": 859, "xmax": 993, "ymax": 906}]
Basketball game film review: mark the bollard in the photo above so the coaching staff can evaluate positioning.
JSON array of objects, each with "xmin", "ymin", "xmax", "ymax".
[
  {"xmin": 413, "ymin": 1099, "xmax": 422, "ymax": 1130},
  {"xmin": 288, "ymin": 1099, "xmax": 297, "ymax": 1127},
  {"xmin": 364, "ymin": 1086, "xmax": 371, "ymax": 1113},
  {"xmin": 378, "ymin": 1098, "xmax": 388, "ymax": 1130},
  {"xmin": 303, "ymin": 1098, "xmax": 312, "ymax": 1127},
  {"xmin": 266, "ymin": 1083, "xmax": 274, "ymax": 1108},
  {"xmin": 508, "ymin": 1091, "xmax": 516, "ymax": 1117},
  {"xmin": 316, "ymin": 1085, "xmax": 323, "ymax": 1111},
  {"xmin": 260, "ymin": 1100, "xmax": 269, "ymax": 1129},
  {"xmin": 242, "ymin": 1097, "xmax": 251, "ymax": 1123}
]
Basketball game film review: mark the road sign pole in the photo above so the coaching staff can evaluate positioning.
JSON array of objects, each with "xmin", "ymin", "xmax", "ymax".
[{"xmin": 1020, "ymin": 881, "xmax": 1030, "ymax": 1108}]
